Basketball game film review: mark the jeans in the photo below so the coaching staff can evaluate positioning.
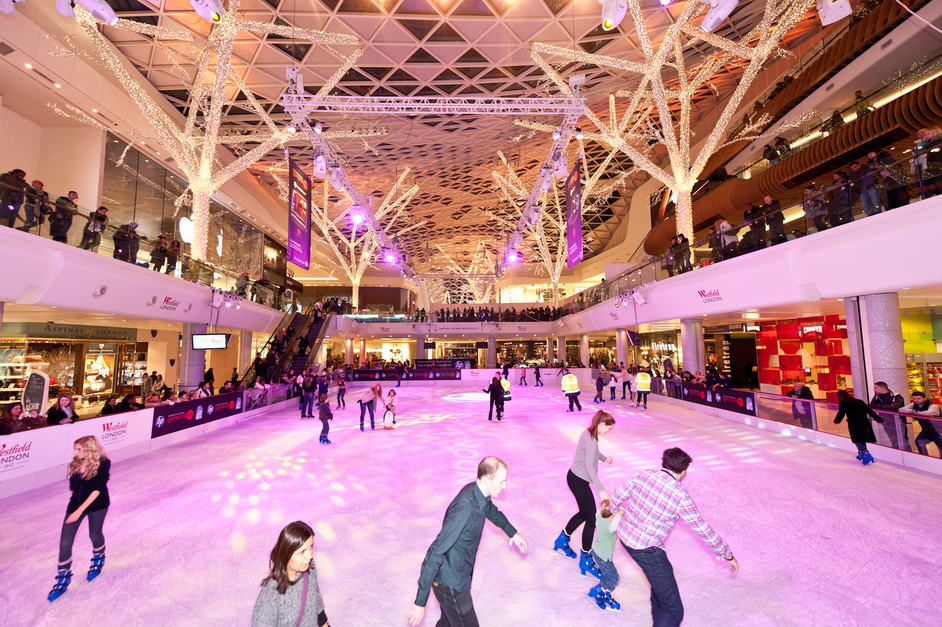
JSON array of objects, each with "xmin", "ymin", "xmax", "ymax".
[
  {"xmin": 301, "ymin": 392, "xmax": 317, "ymax": 416},
  {"xmin": 58, "ymin": 507, "xmax": 108, "ymax": 570},
  {"xmin": 637, "ymin": 391, "xmax": 649, "ymax": 407},
  {"xmin": 534, "ymin": 375, "xmax": 543, "ymax": 387},
  {"xmin": 79, "ymin": 229, "xmax": 102, "ymax": 250},
  {"xmin": 609, "ymin": 386, "xmax": 616, "ymax": 400},
  {"xmin": 359, "ymin": 399, "xmax": 375, "ymax": 426},
  {"xmin": 320, "ymin": 418, "xmax": 330, "ymax": 437},
  {"xmin": 855, "ymin": 441, "xmax": 870, "ymax": 455},
  {"xmin": 432, "ymin": 583, "xmax": 478, "ymax": 627},
  {"xmin": 878, "ymin": 413, "xmax": 910, "ymax": 451},
  {"xmin": 336, "ymin": 388, "xmax": 346, "ymax": 408},
  {"xmin": 564, "ymin": 470, "xmax": 596, "ymax": 552},
  {"xmin": 622, "ymin": 381, "xmax": 631, "ymax": 399},
  {"xmin": 915, "ymin": 430, "xmax": 942, "ymax": 456},
  {"xmin": 591, "ymin": 550, "xmax": 620, "ymax": 592},
  {"xmin": 624, "ymin": 544, "xmax": 684, "ymax": 627},
  {"xmin": 860, "ymin": 186, "xmax": 884, "ymax": 216},
  {"xmin": 519, "ymin": 376, "xmax": 527, "ymax": 385},
  {"xmin": 3, "ymin": 199, "xmax": 23, "ymax": 227}
]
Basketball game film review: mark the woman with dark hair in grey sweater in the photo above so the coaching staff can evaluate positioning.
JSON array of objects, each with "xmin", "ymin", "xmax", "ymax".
[
  {"xmin": 252, "ymin": 521, "xmax": 329, "ymax": 627},
  {"xmin": 552, "ymin": 410, "xmax": 616, "ymax": 579}
]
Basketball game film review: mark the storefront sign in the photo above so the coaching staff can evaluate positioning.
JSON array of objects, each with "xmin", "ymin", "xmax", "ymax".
[
  {"xmin": 432, "ymin": 323, "xmax": 481, "ymax": 332},
  {"xmin": 697, "ymin": 289, "xmax": 723, "ymax": 304},
  {"xmin": 3, "ymin": 323, "xmax": 137, "ymax": 342},
  {"xmin": 151, "ymin": 391, "xmax": 243, "ymax": 438},
  {"xmin": 681, "ymin": 382, "xmax": 756, "ymax": 417},
  {"xmin": 159, "ymin": 296, "xmax": 181, "ymax": 311}
]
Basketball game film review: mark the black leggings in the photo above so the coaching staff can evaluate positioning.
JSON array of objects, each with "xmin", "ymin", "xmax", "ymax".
[
  {"xmin": 567, "ymin": 394, "xmax": 582, "ymax": 411},
  {"xmin": 58, "ymin": 507, "xmax": 108, "ymax": 569},
  {"xmin": 637, "ymin": 391, "xmax": 649, "ymax": 406},
  {"xmin": 564, "ymin": 470, "xmax": 596, "ymax": 552}
]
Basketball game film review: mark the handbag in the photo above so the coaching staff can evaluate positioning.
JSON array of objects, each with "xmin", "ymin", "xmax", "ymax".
[{"xmin": 295, "ymin": 570, "xmax": 309, "ymax": 627}]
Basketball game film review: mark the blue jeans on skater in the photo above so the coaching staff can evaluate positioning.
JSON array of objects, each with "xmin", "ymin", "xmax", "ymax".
[
  {"xmin": 432, "ymin": 582, "xmax": 479, "ymax": 627},
  {"xmin": 591, "ymin": 549, "xmax": 620, "ymax": 591},
  {"xmin": 854, "ymin": 441, "xmax": 870, "ymax": 455},
  {"xmin": 624, "ymin": 543, "xmax": 683, "ymax": 627},
  {"xmin": 860, "ymin": 186, "xmax": 883, "ymax": 216},
  {"xmin": 359, "ymin": 399, "xmax": 374, "ymax": 427},
  {"xmin": 336, "ymin": 388, "xmax": 346, "ymax": 408},
  {"xmin": 301, "ymin": 392, "xmax": 316, "ymax": 417}
]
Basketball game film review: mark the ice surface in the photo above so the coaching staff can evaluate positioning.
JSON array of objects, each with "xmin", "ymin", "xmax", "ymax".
[{"xmin": 1, "ymin": 384, "xmax": 940, "ymax": 626}]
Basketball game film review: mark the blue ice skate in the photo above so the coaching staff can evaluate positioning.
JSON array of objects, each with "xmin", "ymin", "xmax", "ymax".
[
  {"xmin": 579, "ymin": 550, "xmax": 603, "ymax": 579},
  {"xmin": 87, "ymin": 551, "xmax": 105, "ymax": 581},
  {"xmin": 553, "ymin": 530, "xmax": 577, "ymax": 559},
  {"xmin": 47, "ymin": 569, "xmax": 72, "ymax": 602}
]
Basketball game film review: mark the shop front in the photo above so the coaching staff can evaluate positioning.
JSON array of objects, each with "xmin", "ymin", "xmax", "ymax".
[
  {"xmin": 900, "ymin": 306, "xmax": 942, "ymax": 402},
  {"xmin": 0, "ymin": 323, "xmax": 142, "ymax": 412},
  {"xmin": 637, "ymin": 330, "xmax": 681, "ymax": 373}
]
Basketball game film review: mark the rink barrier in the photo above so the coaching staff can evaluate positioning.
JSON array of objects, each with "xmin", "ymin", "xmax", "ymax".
[
  {"xmin": 648, "ymin": 391, "xmax": 942, "ymax": 477},
  {"xmin": 0, "ymin": 386, "xmax": 298, "ymax": 500}
]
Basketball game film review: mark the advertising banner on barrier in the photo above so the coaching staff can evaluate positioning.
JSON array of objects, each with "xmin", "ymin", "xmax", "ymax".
[
  {"xmin": 0, "ymin": 424, "xmax": 72, "ymax": 481},
  {"xmin": 681, "ymin": 383, "xmax": 757, "ymax": 417},
  {"xmin": 151, "ymin": 392, "xmax": 244, "ymax": 438},
  {"xmin": 407, "ymin": 369, "xmax": 462, "ymax": 381},
  {"xmin": 73, "ymin": 412, "xmax": 154, "ymax": 453},
  {"xmin": 287, "ymin": 158, "xmax": 312, "ymax": 270},
  {"xmin": 415, "ymin": 358, "xmax": 473, "ymax": 369},
  {"xmin": 565, "ymin": 158, "xmax": 583, "ymax": 269}
]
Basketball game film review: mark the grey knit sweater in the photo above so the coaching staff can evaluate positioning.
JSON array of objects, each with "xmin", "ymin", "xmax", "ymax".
[
  {"xmin": 251, "ymin": 564, "xmax": 326, "ymax": 627},
  {"xmin": 570, "ymin": 429, "xmax": 608, "ymax": 494}
]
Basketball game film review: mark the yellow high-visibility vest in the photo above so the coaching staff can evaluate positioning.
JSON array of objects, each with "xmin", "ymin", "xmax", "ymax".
[
  {"xmin": 561, "ymin": 373, "xmax": 580, "ymax": 394},
  {"xmin": 635, "ymin": 371, "xmax": 651, "ymax": 392}
]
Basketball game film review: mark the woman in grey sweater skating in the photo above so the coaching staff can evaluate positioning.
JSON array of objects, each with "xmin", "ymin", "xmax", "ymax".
[{"xmin": 552, "ymin": 410, "xmax": 616, "ymax": 579}]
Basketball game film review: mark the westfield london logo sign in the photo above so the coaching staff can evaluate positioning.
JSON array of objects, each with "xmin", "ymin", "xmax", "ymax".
[{"xmin": 697, "ymin": 289, "xmax": 722, "ymax": 304}]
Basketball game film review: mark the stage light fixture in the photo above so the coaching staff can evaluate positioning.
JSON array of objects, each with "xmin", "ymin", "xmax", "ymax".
[
  {"xmin": 816, "ymin": 0, "xmax": 852, "ymax": 26},
  {"xmin": 553, "ymin": 154, "xmax": 569, "ymax": 179},
  {"xmin": 383, "ymin": 250, "xmax": 396, "ymax": 263},
  {"xmin": 54, "ymin": 0, "xmax": 74, "ymax": 18},
  {"xmin": 314, "ymin": 121, "xmax": 323, "ymax": 134},
  {"xmin": 575, "ymin": 127, "xmax": 584, "ymax": 140},
  {"xmin": 599, "ymin": 0, "xmax": 627, "ymax": 31},
  {"xmin": 190, "ymin": 0, "xmax": 224, "ymax": 24},
  {"xmin": 700, "ymin": 0, "xmax": 738, "ymax": 33},
  {"xmin": 328, "ymin": 166, "xmax": 343, "ymax": 191},
  {"xmin": 539, "ymin": 166, "xmax": 552, "ymax": 191},
  {"xmin": 507, "ymin": 250, "xmax": 520, "ymax": 264},
  {"xmin": 313, "ymin": 154, "xmax": 326, "ymax": 178},
  {"xmin": 351, "ymin": 211, "xmax": 364, "ymax": 226},
  {"xmin": 552, "ymin": 128, "xmax": 561, "ymax": 140},
  {"xmin": 75, "ymin": 0, "xmax": 119, "ymax": 25}
]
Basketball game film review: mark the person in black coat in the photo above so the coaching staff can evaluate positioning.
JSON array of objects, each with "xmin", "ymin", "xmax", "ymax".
[
  {"xmin": 48, "ymin": 435, "xmax": 111, "ymax": 601},
  {"xmin": 834, "ymin": 389, "xmax": 884, "ymax": 465},
  {"xmin": 484, "ymin": 375, "xmax": 504, "ymax": 422}
]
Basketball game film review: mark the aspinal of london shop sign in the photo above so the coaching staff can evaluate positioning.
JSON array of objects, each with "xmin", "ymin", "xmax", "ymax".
[{"xmin": 3, "ymin": 323, "xmax": 137, "ymax": 342}]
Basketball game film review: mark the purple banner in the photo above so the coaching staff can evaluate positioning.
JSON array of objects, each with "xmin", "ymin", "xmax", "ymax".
[
  {"xmin": 565, "ymin": 158, "xmax": 583, "ymax": 269},
  {"xmin": 151, "ymin": 391, "xmax": 244, "ymax": 438},
  {"xmin": 287, "ymin": 158, "xmax": 311, "ymax": 270},
  {"xmin": 680, "ymin": 383, "xmax": 757, "ymax": 417}
]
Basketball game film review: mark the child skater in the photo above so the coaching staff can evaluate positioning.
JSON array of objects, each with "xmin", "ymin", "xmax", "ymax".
[
  {"xmin": 317, "ymin": 394, "xmax": 333, "ymax": 444},
  {"xmin": 588, "ymin": 499, "xmax": 623, "ymax": 611},
  {"xmin": 49, "ymin": 435, "xmax": 111, "ymax": 601},
  {"xmin": 336, "ymin": 376, "xmax": 346, "ymax": 409},
  {"xmin": 384, "ymin": 389, "xmax": 397, "ymax": 429},
  {"xmin": 593, "ymin": 372, "xmax": 605, "ymax": 404},
  {"xmin": 519, "ymin": 366, "xmax": 528, "ymax": 386}
]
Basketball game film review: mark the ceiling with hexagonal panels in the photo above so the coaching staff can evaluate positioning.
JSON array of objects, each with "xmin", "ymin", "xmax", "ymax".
[{"xmin": 99, "ymin": 0, "xmax": 822, "ymax": 275}]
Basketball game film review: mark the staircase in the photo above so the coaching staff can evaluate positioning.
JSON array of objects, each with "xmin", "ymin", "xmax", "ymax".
[{"xmin": 288, "ymin": 317, "xmax": 326, "ymax": 375}]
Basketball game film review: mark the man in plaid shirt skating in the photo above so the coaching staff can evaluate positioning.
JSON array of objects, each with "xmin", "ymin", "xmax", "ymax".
[{"xmin": 610, "ymin": 448, "xmax": 739, "ymax": 626}]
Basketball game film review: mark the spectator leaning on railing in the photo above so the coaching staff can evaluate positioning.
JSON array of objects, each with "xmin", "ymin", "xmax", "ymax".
[
  {"xmin": 79, "ymin": 206, "xmax": 109, "ymax": 251},
  {"xmin": 0, "ymin": 168, "xmax": 29, "ymax": 228},
  {"xmin": 899, "ymin": 391, "xmax": 942, "ymax": 457},
  {"xmin": 50, "ymin": 192, "xmax": 79, "ymax": 243}
]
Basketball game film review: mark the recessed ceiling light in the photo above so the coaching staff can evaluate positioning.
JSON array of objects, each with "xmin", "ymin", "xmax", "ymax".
[
  {"xmin": 54, "ymin": 83, "xmax": 61, "ymax": 88},
  {"xmin": 25, "ymin": 63, "xmax": 32, "ymax": 69}
]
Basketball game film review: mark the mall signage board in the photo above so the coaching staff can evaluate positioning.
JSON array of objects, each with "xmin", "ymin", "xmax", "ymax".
[
  {"xmin": 681, "ymin": 383, "xmax": 757, "ymax": 417},
  {"xmin": 287, "ymin": 158, "xmax": 312, "ymax": 270},
  {"xmin": 565, "ymin": 158, "xmax": 583, "ymax": 269},
  {"xmin": 415, "ymin": 358, "xmax": 472, "ymax": 369},
  {"xmin": 432, "ymin": 323, "xmax": 482, "ymax": 333},
  {"xmin": 3, "ymin": 323, "xmax": 137, "ymax": 342},
  {"xmin": 151, "ymin": 391, "xmax": 243, "ymax": 438}
]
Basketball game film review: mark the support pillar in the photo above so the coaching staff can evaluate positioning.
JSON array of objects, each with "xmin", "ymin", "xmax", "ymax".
[
  {"xmin": 680, "ymin": 318, "xmax": 704, "ymax": 374},
  {"xmin": 556, "ymin": 337, "xmax": 566, "ymax": 366},
  {"xmin": 845, "ymin": 294, "xmax": 907, "ymax": 402},
  {"xmin": 615, "ymin": 329, "xmax": 628, "ymax": 368},
  {"xmin": 546, "ymin": 337, "xmax": 554, "ymax": 364},
  {"xmin": 344, "ymin": 338, "xmax": 354, "ymax": 365},
  {"xmin": 487, "ymin": 336, "xmax": 496, "ymax": 369},
  {"xmin": 0, "ymin": 302, "xmax": 4, "ymax": 338},
  {"xmin": 180, "ymin": 323, "xmax": 207, "ymax": 392},
  {"xmin": 358, "ymin": 338, "xmax": 366, "ymax": 365},
  {"xmin": 580, "ymin": 334, "xmax": 589, "ymax": 367},
  {"xmin": 239, "ymin": 331, "xmax": 253, "ymax": 375}
]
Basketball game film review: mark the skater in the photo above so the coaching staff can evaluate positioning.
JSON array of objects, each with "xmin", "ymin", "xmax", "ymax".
[
  {"xmin": 407, "ymin": 456, "xmax": 528, "ymax": 627},
  {"xmin": 357, "ymin": 385, "xmax": 377, "ymax": 431},
  {"xmin": 317, "ymin": 394, "xmax": 333, "ymax": 444},
  {"xmin": 519, "ymin": 365, "xmax": 527, "ymax": 386},
  {"xmin": 534, "ymin": 364, "xmax": 544, "ymax": 387},
  {"xmin": 635, "ymin": 367, "xmax": 651, "ymax": 409},
  {"xmin": 500, "ymin": 376, "xmax": 512, "ymax": 405},
  {"xmin": 501, "ymin": 361, "xmax": 510, "ymax": 380},
  {"xmin": 336, "ymin": 376, "xmax": 346, "ymax": 409},
  {"xmin": 610, "ymin": 448, "xmax": 738, "ymax": 627},
  {"xmin": 48, "ymin": 436, "xmax": 111, "ymax": 602},
  {"xmin": 622, "ymin": 366, "xmax": 634, "ymax": 402},
  {"xmin": 593, "ymin": 371, "xmax": 605, "ymax": 404},
  {"xmin": 834, "ymin": 389, "xmax": 885, "ymax": 465},
  {"xmin": 252, "ymin": 521, "xmax": 329, "ymax": 627},
  {"xmin": 608, "ymin": 367, "xmax": 619, "ymax": 401},
  {"xmin": 301, "ymin": 374, "xmax": 317, "ymax": 419},
  {"xmin": 562, "ymin": 370, "xmax": 582, "ymax": 412},
  {"xmin": 587, "ymin": 499, "xmax": 625, "ymax": 612},
  {"xmin": 554, "ymin": 410, "xmax": 615, "ymax": 579},
  {"xmin": 484, "ymin": 374, "xmax": 504, "ymax": 421},
  {"xmin": 384, "ymin": 389, "xmax": 397, "ymax": 428}
]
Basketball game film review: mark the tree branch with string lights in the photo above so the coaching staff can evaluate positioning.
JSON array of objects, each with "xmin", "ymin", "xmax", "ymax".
[{"xmin": 530, "ymin": 0, "xmax": 817, "ymax": 241}]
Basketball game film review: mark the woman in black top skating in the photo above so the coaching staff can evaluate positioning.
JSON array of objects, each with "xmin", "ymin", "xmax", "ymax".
[{"xmin": 48, "ymin": 435, "xmax": 111, "ymax": 601}]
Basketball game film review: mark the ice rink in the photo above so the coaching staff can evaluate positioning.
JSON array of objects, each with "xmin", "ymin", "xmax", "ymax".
[{"xmin": 1, "ymin": 383, "xmax": 939, "ymax": 626}]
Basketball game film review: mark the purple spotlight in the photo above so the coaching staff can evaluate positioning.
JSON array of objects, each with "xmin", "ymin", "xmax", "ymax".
[
  {"xmin": 659, "ymin": 0, "xmax": 671, "ymax": 5},
  {"xmin": 384, "ymin": 251, "xmax": 396, "ymax": 263},
  {"xmin": 351, "ymin": 212, "xmax": 364, "ymax": 226},
  {"xmin": 507, "ymin": 251, "xmax": 520, "ymax": 264}
]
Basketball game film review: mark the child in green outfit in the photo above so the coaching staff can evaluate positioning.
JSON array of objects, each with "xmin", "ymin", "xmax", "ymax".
[{"xmin": 588, "ymin": 499, "xmax": 624, "ymax": 611}]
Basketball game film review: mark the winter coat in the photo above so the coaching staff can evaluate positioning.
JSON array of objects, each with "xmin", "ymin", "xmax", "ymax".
[
  {"xmin": 51, "ymin": 197, "xmax": 77, "ymax": 237},
  {"xmin": 834, "ymin": 398, "xmax": 884, "ymax": 443}
]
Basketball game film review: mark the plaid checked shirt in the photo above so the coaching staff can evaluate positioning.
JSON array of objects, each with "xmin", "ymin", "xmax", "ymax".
[{"xmin": 609, "ymin": 469, "xmax": 732, "ymax": 560}]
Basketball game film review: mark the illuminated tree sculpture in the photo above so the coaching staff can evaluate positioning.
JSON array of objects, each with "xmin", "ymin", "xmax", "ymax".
[
  {"xmin": 528, "ymin": 0, "xmax": 815, "ymax": 240},
  {"xmin": 57, "ymin": 3, "xmax": 358, "ymax": 260},
  {"xmin": 310, "ymin": 169, "xmax": 424, "ymax": 308},
  {"xmin": 434, "ymin": 242, "xmax": 497, "ymax": 303}
]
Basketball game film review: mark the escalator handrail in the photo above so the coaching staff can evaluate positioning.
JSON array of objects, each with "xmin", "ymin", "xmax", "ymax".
[{"xmin": 302, "ymin": 313, "xmax": 334, "ymax": 374}]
